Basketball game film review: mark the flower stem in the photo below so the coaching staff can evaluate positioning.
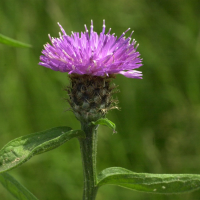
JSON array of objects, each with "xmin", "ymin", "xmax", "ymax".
[{"xmin": 79, "ymin": 123, "xmax": 98, "ymax": 200}]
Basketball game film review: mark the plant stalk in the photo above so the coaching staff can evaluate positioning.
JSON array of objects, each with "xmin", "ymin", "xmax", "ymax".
[{"xmin": 79, "ymin": 123, "xmax": 98, "ymax": 200}]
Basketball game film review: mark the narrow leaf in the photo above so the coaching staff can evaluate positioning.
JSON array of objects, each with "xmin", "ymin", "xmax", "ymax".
[
  {"xmin": 0, "ymin": 33, "xmax": 31, "ymax": 48},
  {"xmin": 0, "ymin": 172, "xmax": 38, "ymax": 200},
  {"xmin": 0, "ymin": 127, "xmax": 85, "ymax": 173},
  {"xmin": 97, "ymin": 167, "xmax": 200, "ymax": 194},
  {"xmin": 92, "ymin": 118, "xmax": 116, "ymax": 133}
]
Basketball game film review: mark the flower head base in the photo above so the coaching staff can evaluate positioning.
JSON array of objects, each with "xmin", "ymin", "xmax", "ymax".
[
  {"xmin": 67, "ymin": 74, "xmax": 118, "ymax": 123},
  {"xmin": 39, "ymin": 20, "xmax": 142, "ymax": 79}
]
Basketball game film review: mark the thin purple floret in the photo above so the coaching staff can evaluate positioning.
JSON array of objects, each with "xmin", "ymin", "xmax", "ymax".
[{"xmin": 39, "ymin": 20, "xmax": 143, "ymax": 78}]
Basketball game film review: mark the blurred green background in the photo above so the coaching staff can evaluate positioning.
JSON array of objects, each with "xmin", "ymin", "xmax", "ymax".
[{"xmin": 1, "ymin": 0, "xmax": 200, "ymax": 199}]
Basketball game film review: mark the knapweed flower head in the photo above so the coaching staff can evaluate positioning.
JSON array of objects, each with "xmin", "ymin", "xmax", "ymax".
[
  {"xmin": 39, "ymin": 20, "xmax": 142, "ymax": 79},
  {"xmin": 39, "ymin": 20, "xmax": 143, "ymax": 123}
]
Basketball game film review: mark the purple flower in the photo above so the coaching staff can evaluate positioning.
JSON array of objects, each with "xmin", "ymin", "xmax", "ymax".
[{"xmin": 39, "ymin": 20, "xmax": 142, "ymax": 79}]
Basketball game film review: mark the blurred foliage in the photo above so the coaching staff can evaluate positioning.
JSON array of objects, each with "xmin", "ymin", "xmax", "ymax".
[{"xmin": 0, "ymin": 0, "xmax": 200, "ymax": 199}]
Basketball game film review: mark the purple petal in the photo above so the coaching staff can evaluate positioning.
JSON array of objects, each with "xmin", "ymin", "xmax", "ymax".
[
  {"xmin": 39, "ymin": 20, "xmax": 143, "ymax": 79},
  {"xmin": 118, "ymin": 70, "xmax": 143, "ymax": 79}
]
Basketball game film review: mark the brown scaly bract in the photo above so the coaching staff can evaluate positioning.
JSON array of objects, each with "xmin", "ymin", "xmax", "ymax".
[{"xmin": 67, "ymin": 74, "xmax": 118, "ymax": 123}]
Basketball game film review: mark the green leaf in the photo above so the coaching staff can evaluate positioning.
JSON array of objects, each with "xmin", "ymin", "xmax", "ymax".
[
  {"xmin": 0, "ymin": 33, "xmax": 31, "ymax": 48},
  {"xmin": 0, "ymin": 127, "xmax": 85, "ymax": 173},
  {"xmin": 92, "ymin": 118, "xmax": 116, "ymax": 133},
  {"xmin": 0, "ymin": 172, "xmax": 38, "ymax": 200},
  {"xmin": 97, "ymin": 167, "xmax": 200, "ymax": 194}
]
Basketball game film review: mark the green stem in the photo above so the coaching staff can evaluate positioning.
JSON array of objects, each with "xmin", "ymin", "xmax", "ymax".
[{"xmin": 79, "ymin": 123, "xmax": 99, "ymax": 200}]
